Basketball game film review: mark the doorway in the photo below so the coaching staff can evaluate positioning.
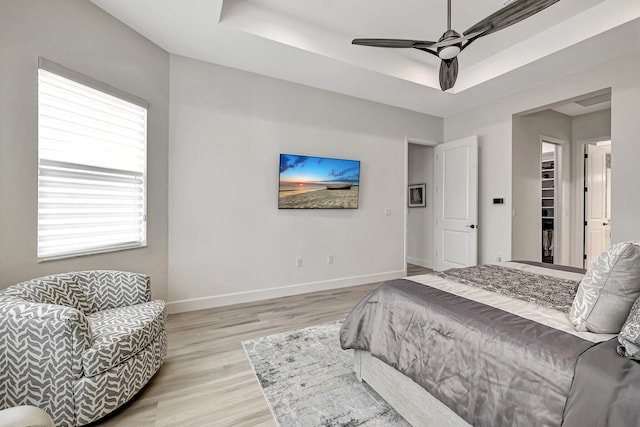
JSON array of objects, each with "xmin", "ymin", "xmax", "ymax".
[
  {"xmin": 541, "ymin": 141, "xmax": 559, "ymax": 263},
  {"xmin": 512, "ymin": 89, "xmax": 612, "ymax": 268},
  {"xmin": 583, "ymin": 141, "xmax": 612, "ymax": 268},
  {"xmin": 406, "ymin": 141, "xmax": 435, "ymax": 270}
]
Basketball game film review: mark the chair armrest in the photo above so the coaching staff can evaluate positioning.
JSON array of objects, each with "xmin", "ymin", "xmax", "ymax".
[
  {"xmin": 0, "ymin": 296, "xmax": 92, "ymax": 421},
  {"xmin": 0, "ymin": 296, "xmax": 92, "ymax": 368},
  {"xmin": 75, "ymin": 270, "xmax": 151, "ymax": 312}
]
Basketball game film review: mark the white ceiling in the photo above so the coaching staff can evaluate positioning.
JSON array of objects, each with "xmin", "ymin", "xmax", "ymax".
[{"xmin": 90, "ymin": 0, "xmax": 640, "ymax": 117}]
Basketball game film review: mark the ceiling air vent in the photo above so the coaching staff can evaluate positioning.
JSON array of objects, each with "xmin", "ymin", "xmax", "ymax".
[{"xmin": 575, "ymin": 93, "xmax": 611, "ymax": 107}]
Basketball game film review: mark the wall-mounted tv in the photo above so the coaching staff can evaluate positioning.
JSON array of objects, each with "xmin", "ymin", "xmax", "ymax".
[{"xmin": 278, "ymin": 154, "xmax": 360, "ymax": 209}]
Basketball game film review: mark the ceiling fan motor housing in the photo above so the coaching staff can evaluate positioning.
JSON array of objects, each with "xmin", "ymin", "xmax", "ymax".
[{"xmin": 438, "ymin": 29, "xmax": 462, "ymax": 60}]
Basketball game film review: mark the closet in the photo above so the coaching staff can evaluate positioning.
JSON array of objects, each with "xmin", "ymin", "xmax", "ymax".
[{"xmin": 541, "ymin": 144, "xmax": 556, "ymax": 263}]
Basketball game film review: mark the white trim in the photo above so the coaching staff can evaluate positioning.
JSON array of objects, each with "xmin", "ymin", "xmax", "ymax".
[
  {"xmin": 404, "ymin": 137, "xmax": 439, "ymax": 277},
  {"xmin": 167, "ymin": 269, "xmax": 405, "ymax": 314},
  {"xmin": 539, "ymin": 135, "xmax": 568, "ymax": 265},
  {"xmin": 38, "ymin": 57, "xmax": 149, "ymax": 108},
  {"xmin": 38, "ymin": 242, "xmax": 147, "ymax": 263},
  {"xmin": 573, "ymin": 136, "xmax": 612, "ymax": 267}
]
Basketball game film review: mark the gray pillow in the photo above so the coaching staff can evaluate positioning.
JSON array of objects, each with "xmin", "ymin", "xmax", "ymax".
[
  {"xmin": 570, "ymin": 241, "xmax": 640, "ymax": 333},
  {"xmin": 618, "ymin": 296, "xmax": 640, "ymax": 360}
]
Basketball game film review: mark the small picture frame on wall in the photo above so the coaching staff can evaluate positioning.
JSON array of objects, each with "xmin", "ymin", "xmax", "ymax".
[{"xmin": 408, "ymin": 183, "xmax": 426, "ymax": 208}]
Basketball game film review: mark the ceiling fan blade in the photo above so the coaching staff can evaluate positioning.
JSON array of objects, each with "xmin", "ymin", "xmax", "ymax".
[
  {"xmin": 428, "ymin": 29, "xmax": 489, "ymax": 49},
  {"xmin": 464, "ymin": 0, "xmax": 559, "ymax": 38},
  {"xmin": 352, "ymin": 38, "xmax": 436, "ymax": 48},
  {"xmin": 439, "ymin": 57, "xmax": 459, "ymax": 91}
]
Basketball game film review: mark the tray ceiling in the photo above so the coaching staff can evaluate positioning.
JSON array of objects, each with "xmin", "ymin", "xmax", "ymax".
[{"xmin": 90, "ymin": 0, "xmax": 640, "ymax": 117}]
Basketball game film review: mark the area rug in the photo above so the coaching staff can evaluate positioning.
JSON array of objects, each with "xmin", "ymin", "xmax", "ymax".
[{"xmin": 242, "ymin": 321, "xmax": 409, "ymax": 427}]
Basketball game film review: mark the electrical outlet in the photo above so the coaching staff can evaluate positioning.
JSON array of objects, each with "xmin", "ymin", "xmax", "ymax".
[
  {"xmin": 327, "ymin": 255, "xmax": 334, "ymax": 264},
  {"xmin": 296, "ymin": 257, "xmax": 303, "ymax": 267}
]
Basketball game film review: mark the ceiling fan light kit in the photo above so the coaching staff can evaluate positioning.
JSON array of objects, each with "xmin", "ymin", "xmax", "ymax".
[
  {"xmin": 437, "ymin": 30, "xmax": 462, "ymax": 60},
  {"xmin": 352, "ymin": 0, "xmax": 560, "ymax": 91}
]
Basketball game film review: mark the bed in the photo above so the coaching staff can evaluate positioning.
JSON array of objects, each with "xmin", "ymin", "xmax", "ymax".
[{"xmin": 340, "ymin": 257, "xmax": 640, "ymax": 427}]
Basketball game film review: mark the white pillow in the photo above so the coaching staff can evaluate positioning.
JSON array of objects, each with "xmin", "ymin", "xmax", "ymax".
[
  {"xmin": 618, "ymin": 296, "xmax": 640, "ymax": 360},
  {"xmin": 569, "ymin": 241, "xmax": 640, "ymax": 333}
]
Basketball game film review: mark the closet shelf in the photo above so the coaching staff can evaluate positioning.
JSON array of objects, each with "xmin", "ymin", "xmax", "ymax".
[{"xmin": 541, "ymin": 149, "xmax": 556, "ymax": 264}]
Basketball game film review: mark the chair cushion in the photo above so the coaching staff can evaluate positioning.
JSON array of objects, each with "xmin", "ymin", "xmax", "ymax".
[
  {"xmin": 83, "ymin": 300, "xmax": 166, "ymax": 377},
  {"xmin": 570, "ymin": 241, "xmax": 640, "ymax": 333}
]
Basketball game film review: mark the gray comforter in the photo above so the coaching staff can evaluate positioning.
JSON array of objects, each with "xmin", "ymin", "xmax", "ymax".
[
  {"xmin": 563, "ymin": 337, "xmax": 640, "ymax": 427},
  {"xmin": 340, "ymin": 278, "xmax": 595, "ymax": 427}
]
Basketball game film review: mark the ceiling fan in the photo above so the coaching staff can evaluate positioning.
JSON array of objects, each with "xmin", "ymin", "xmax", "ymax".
[{"xmin": 352, "ymin": 0, "xmax": 559, "ymax": 91}]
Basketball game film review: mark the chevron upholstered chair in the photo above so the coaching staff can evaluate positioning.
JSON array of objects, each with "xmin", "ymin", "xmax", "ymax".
[{"xmin": 0, "ymin": 270, "xmax": 167, "ymax": 426}]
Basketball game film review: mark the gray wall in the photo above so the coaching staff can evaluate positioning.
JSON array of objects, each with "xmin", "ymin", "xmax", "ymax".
[
  {"xmin": 572, "ymin": 109, "xmax": 612, "ymax": 143},
  {"xmin": 0, "ymin": 0, "xmax": 170, "ymax": 299},
  {"xmin": 445, "ymin": 52, "xmax": 640, "ymax": 264},
  {"xmin": 512, "ymin": 110, "xmax": 572, "ymax": 263},
  {"xmin": 167, "ymin": 55, "xmax": 443, "ymax": 311},
  {"xmin": 407, "ymin": 144, "xmax": 434, "ymax": 268}
]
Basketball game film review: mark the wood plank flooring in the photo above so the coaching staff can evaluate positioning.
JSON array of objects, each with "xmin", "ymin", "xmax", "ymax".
[
  {"xmin": 407, "ymin": 263, "xmax": 433, "ymax": 276},
  {"xmin": 95, "ymin": 265, "xmax": 433, "ymax": 426}
]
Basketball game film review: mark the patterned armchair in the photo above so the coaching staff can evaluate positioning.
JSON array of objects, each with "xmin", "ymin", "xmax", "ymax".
[{"xmin": 0, "ymin": 271, "xmax": 167, "ymax": 426}]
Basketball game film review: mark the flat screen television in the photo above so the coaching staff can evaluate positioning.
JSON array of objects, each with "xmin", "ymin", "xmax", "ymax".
[{"xmin": 278, "ymin": 153, "xmax": 360, "ymax": 209}]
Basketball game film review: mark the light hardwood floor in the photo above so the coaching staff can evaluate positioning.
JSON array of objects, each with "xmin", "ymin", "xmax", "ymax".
[
  {"xmin": 407, "ymin": 263, "xmax": 433, "ymax": 276},
  {"xmin": 95, "ymin": 266, "xmax": 433, "ymax": 426},
  {"xmin": 94, "ymin": 282, "xmax": 383, "ymax": 426}
]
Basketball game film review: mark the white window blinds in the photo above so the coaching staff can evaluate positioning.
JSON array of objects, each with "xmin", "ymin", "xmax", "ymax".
[{"xmin": 37, "ymin": 61, "xmax": 148, "ymax": 261}]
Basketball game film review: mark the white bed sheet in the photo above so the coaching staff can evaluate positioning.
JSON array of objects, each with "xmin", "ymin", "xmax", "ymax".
[{"xmin": 407, "ymin": 262, "xmax": 614, "ymax": 343}]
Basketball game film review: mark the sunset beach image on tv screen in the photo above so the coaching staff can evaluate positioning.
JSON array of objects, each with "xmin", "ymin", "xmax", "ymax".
[{"xmin": 278, "ymin": 154, "xmax": 360, "ymax": 209}]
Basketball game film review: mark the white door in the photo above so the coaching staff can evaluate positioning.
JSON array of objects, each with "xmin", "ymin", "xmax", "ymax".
[
  {"xmin": 434, "ymin": 136, "xmax": 478, "ymax": 271},
  {"xmin": 585, "ymin": 144, "xmax": 610, "ymax": 268}
]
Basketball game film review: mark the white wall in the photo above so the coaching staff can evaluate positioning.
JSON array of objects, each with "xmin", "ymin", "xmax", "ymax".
[
  {"xmin": 512, "ymin": 110, "xmax": 572, "ymax": 263},
  {"xmin": 407, "ymin": 144, "xmax": 434, "ymax": 268},
  {"xmin": 168, "ymin": 55, "xmax": 442, "ymax": 312},
  {"xmin": 0, "ymin": 0, "xmax": 170, "ymax": 299},
  {"xmin": 445, "ymin": 52, "xmax": 640, "ymax": 264}
]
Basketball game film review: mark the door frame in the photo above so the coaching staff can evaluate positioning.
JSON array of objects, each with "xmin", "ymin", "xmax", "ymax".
[
  {"xmin": 404, "ymin": 137, "xmax": 439, "ymax": 275},
  {"xmin": 573, "ymin": 136, "xmax": 611, "ymax": 267},
  {"xmin": 433, "ymin": 136, "xmax": 479, "ymax": 271},
  {"xmin": 539, "ymin": 135, "xmax": 568, "ymax": 265}
]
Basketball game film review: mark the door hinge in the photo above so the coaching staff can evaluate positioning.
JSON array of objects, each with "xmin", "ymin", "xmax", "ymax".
[
  {"xmin": 584, "ymin": 187, "xmax": 588, "ymax": 192},
  {"xmin": 584, "ymin": 153, "xmax": 589, "ymax": 159},
  {"xmin": 584, "ymin": 254, "xmax": 588, "ymax": 260},
  {"xmin": 584, "ymin": 221, "xmax": 588, "ymax": 226}
]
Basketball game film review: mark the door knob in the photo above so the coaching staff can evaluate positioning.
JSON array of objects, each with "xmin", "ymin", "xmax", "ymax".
[{"xmin": 466, "ymin": 224, "xmax": 476, "ymax": 229}]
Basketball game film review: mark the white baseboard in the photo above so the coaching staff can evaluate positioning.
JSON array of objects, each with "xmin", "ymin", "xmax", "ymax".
[
  {"xmin": 407, "ymin": 257, "xmax": 433, "ymax": 269},
  {"xmin": 167, "ymin": 270, "xmax": 405, "ymax": 314}
]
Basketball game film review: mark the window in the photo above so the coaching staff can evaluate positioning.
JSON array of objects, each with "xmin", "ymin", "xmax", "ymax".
[{"xmin": 37, "ymin": 58, "xmax": 148, "ymax": 261}]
